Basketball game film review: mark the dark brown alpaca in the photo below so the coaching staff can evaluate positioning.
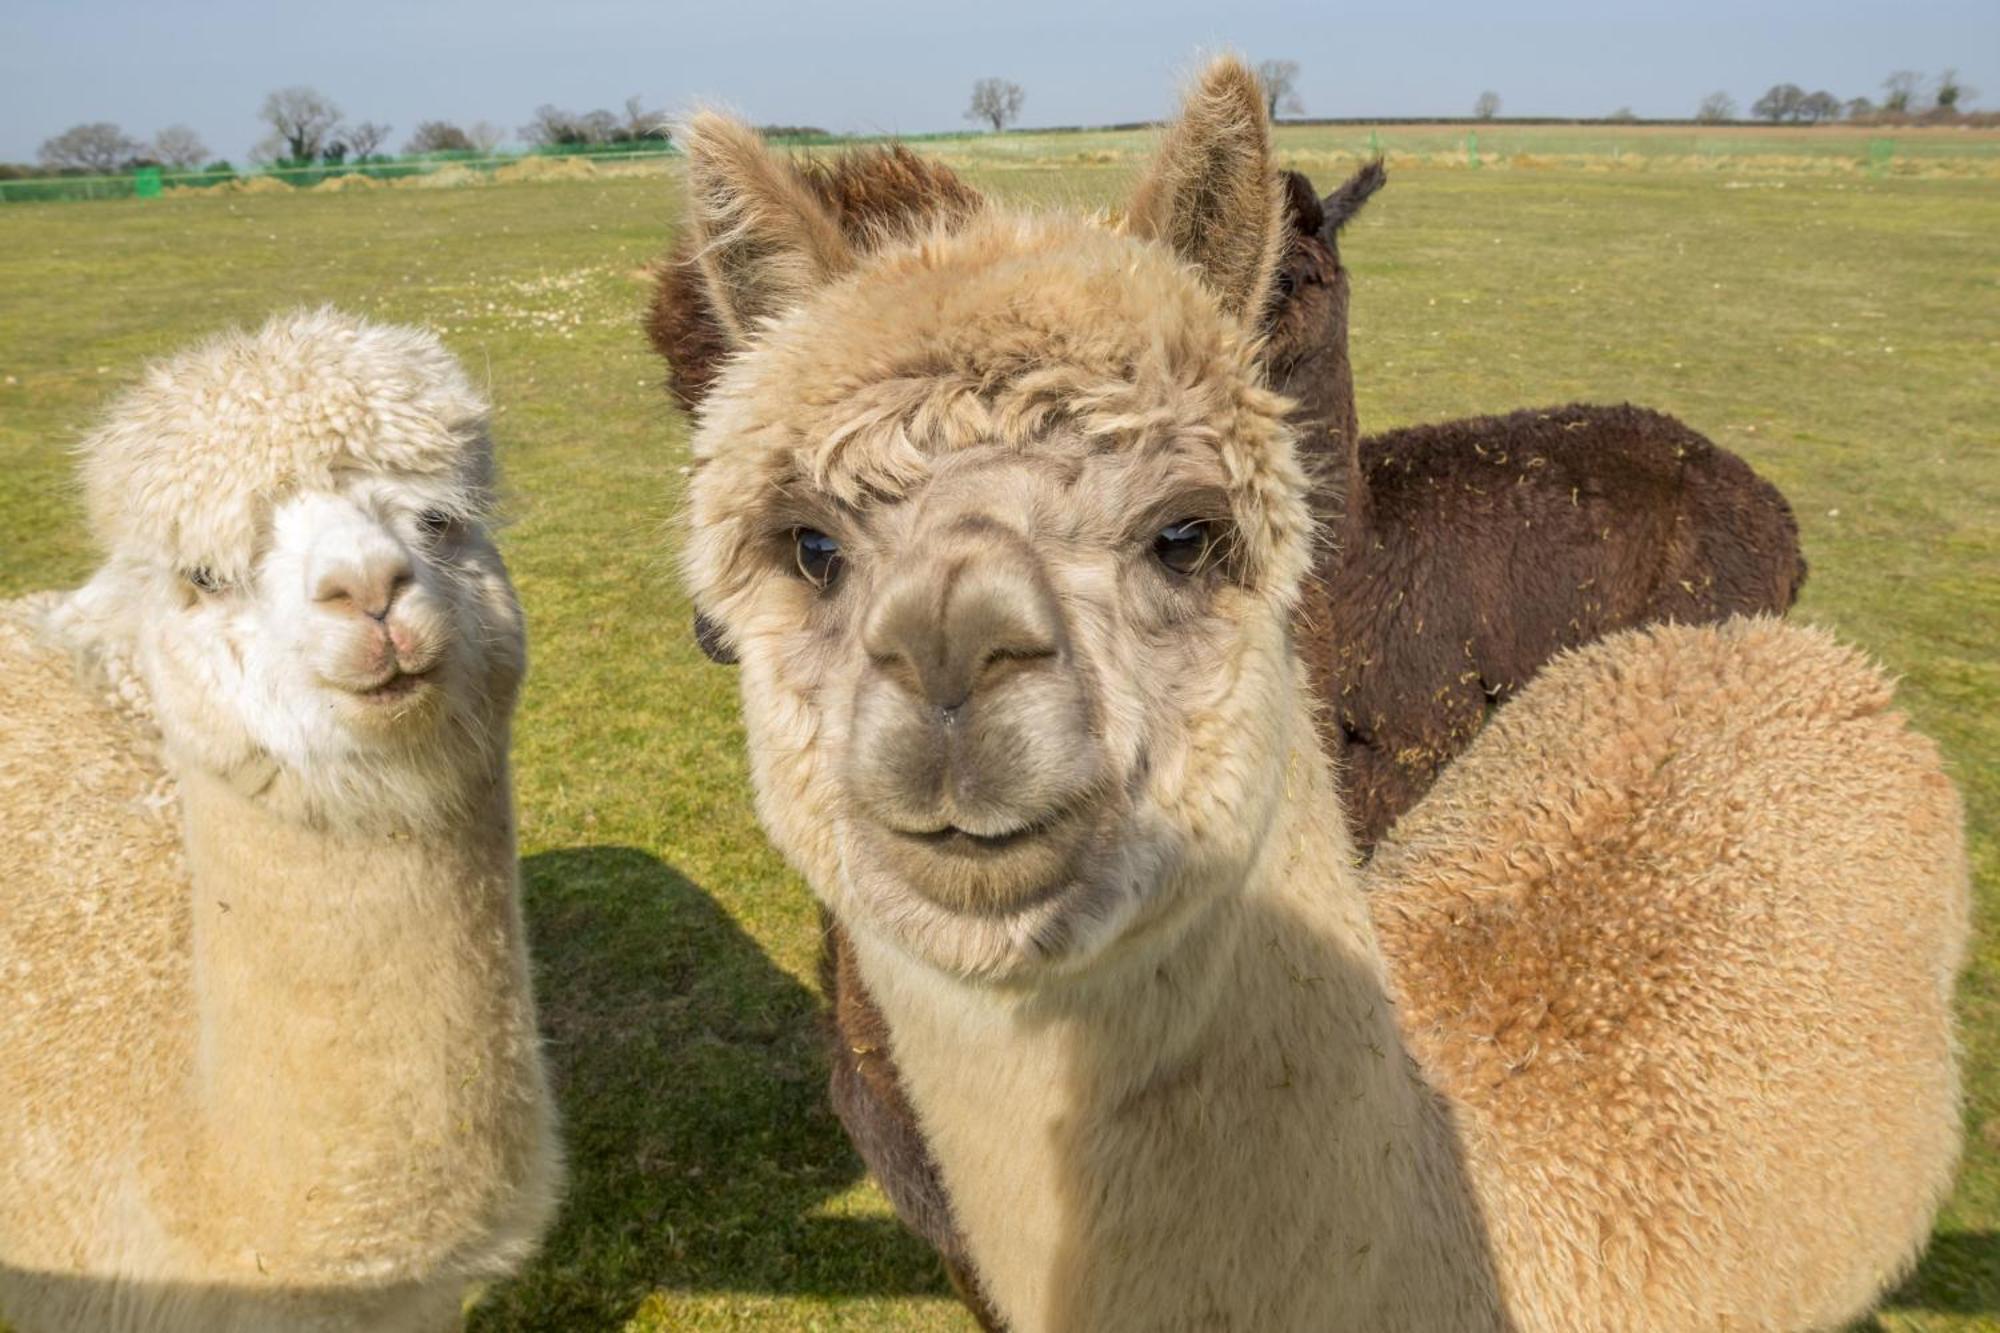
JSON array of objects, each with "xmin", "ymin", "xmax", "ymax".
[
  {"xmin": 646, "ymin": 146, "xmax": 1806, "ymax": 1327},
  {"xmin": 1266, "ymin": 167, "xmax": 1807, "ymax": 844}
]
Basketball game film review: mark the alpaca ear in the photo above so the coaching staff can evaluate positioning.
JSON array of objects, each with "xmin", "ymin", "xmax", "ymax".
[
  {"xmin": 678, "ymin": 111, "xmax": 854, "ymax": 346},
  {"xmin": 1125, "ymin": 56, "xmax": 1285, "ymax": 321},
  {"xmin": 1318, "ymin": 158, "xmax": 1387, "ymax": 243}
]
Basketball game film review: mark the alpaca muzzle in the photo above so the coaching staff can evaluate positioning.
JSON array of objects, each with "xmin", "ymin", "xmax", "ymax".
[{"xmin": 843, "ymin": 518, "xmax": 1107, "ymax": 913}]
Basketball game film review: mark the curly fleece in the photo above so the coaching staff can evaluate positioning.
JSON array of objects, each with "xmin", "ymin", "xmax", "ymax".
[{"xmin": 81, "ymin": 307, "xmax": 494, "ymax": 586}]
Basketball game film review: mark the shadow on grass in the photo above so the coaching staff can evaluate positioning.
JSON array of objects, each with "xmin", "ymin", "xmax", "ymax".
[
  {"xmin": 1873, "ymin": 1230, "xmax": 2000, "ymax": 1319},
  {"xmin": 470, "ymin": 846, "xmax": 952, "ymax": 1329}
]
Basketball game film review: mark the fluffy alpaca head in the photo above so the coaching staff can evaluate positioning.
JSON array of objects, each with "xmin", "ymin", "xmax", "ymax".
[
  {"xmin": 59, "ymin": 308, "xmax": 525, "ymax": 831},
  {"xmin": 681, "ymin": 57, "xmax": 1311, "ymax": 979}
]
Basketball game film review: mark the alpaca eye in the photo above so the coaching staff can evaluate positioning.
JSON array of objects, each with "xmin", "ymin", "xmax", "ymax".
[
  {"xmin": 417, "ymin": 509, "xmax": 452, "ymax": 536},
  {"xmin": 793, "ymin": 528, "xmax": 843, "ymax": 589},
  {"xmin": 1153, "ymin": 519, "xmax": 1216, "ymax": 576},
  {"xmin": 184, "ymin": 567, "xmax": 223, "ymax": 595}
]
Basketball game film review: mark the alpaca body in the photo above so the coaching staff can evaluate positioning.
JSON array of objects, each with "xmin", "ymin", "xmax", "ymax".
[
  {"xmin": 0, "ymin": 312, "xmax": 561, "ymax": 1331},
  {"xmin": 813, "ymin": 397, "xmax": 1810, "ymax": 1323},
  {"xmin": 854, "ymin": 620, "xmax": 1964, "ymax": 1332},
  {"xmin": 673, "ymin": 62, "xmax": 1963, "ymax": 1332},
  {"xmin": 1268, "ymin": 169, "xmax": 1806, "ymax": 847},
  {"xmin": 645, "ymin": 141, "xmax": 1805, "ymax": 1325},
  {"xmin": 0, "ymin": 642, "xmax": 555, "ymax": 1329}
]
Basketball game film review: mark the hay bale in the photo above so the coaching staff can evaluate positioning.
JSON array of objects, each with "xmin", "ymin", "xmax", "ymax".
[
  {"xmin": 408, "ymin": 165, "xmax": 484, "ymax": 190},
  {"xmin": 492, "ymin": 156, "xmax": 599, "ymax": 184},
  {"xmin": 312, "ymin": 172, "xmax": 383, "ymax": 193},
  {"xmin": 595, "ymin": 157, "xmax": 668, "ymax": 179}
]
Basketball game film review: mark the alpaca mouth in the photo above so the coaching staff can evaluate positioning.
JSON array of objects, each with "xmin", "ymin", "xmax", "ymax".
[
  {"xmin": 348, "ymin": 667, "xmax": 438, "ymax": 704},
  {"xmin": 898, "ymin": 820, "xmax": 1050, "ymax": 855},
  {"xmin": 855, "ymin": 805, "xmax": 1097, "ymax": 918}
]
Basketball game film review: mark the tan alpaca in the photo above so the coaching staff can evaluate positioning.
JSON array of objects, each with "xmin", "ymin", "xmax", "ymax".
[
  {"xmin": 675, "ymin": 59, "xmax": 1969, "ymax": 1332},
  {"xmin": 0, "ymin": 310, "xmax": 561, "ymax": 1332}
]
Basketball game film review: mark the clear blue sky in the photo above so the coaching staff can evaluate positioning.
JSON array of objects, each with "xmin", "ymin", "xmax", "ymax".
[{"xmin": 3, "ymin": 0, "xmax": 1992, "ymax": 162}]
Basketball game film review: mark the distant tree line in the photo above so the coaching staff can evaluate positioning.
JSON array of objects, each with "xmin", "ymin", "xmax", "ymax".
[
  {"xmin": 1738, "ymin": 69, "xmax": 1979, "ymax": 124},
  {"xmin": 22, "ymin": 121, "xmax": 219, "ymax": 177},
  {"xmin": 1459, "ymin": 69, "xmax": 1984, "ymax": 126},
  {"xmin": 11, "ymin": 64, "xmax": 1989, "ymax": 183},
  {"xmin": 10, "ymin": 87, "xmax": 676, "ymax": 181},
  {"xmin": 1304, "ymin": 60, "xmax": 1991, "ymax": 126},
  {"xmin": 518, "ymin": 96, "xmax": 670, "ymax": 149}
]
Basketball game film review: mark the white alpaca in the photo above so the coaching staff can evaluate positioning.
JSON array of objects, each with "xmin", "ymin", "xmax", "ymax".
[
  {"xmin": 674, "ymin": 59, "xmax": 1969, "ymax": 1331},
  {"xmin": 0, "ymin": 310, "xmax": 561, "ymax": 1332}
]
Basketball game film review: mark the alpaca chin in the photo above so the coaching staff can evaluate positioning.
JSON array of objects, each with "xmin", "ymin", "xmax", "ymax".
[{"xmin": 835, "ymin": 810, "xmax": 1156, "ymax": 982}]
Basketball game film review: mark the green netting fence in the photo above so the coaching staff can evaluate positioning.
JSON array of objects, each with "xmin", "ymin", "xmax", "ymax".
[
  {"xmin": 0, "ymin": 144, "xmax": 681, "ymax": 204},
  {"xmin": 7, "ymin": 124, "xmax": 1989, "ymax": 203}
]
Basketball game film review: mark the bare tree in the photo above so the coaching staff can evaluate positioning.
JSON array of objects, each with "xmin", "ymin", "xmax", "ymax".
[
  {"xmin": 259, "ymin": 86, "xmax": 343, "ymax": 163},
  {"xmin": 1695, "ymin": 91, "xmax": 1736, "ymax": 123},
  {"xmin": 622, "ymin": 95, "xmax": 667, "ymax": 140},
  {"xmin": 1752, "ymin": 83, "xmax": 1805, "ymax": 122},
  {"xmin": 37, "ymin": 122, "xmax": 140, "ymax": 172},
  {"xmin": 1881, "ymin": 70, "xmax": 1923, "ymax": 114},
  {"xmin": 405, "ymin": 121, "xmax": 474, "ymax": 154},
  {"xmin": 965, "ymin": 78, "xmax": 1025, "ymax": 133},
  {"xmin": 468, "ymin": 120, "xmax": 506, "ymax": 154},
  {"xmin": 1935, "ymin": 69, "xmax": 1976, "ymax": 112},
  {"xmin": 1606, "ymin": 106, "xmax": 1638, "ymax": 123},
  {"xmin": 1799, "ymin": 91, "xmax": 1841, "ymax": 123},
  {"xmin": 1473, "ymin": 90, "xmax": 1501, "ymax": 120},
  {"xmin": 520, "ymin": 105, "xmax": 583, "ymax": 147},
  {"xmin": 150, "ymin": 125, "xmax": 209, "ymax": 170},
  {"xmin": 1844, "ymin": 96, "xmax": 1876, "ymax": 121},
  {"xmin": 1256, "ymin": 60, "xmax": 1304, "ymax": 118},
  {"xmin": 347, "ymin": 120, "xmax": 392, "ymax": 160}
]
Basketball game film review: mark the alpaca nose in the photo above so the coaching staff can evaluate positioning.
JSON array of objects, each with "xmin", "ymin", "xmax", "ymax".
[
  {"xmin": 862, "ymin": 531, "xmax": 1063, "ymax": 714},
  {"xmin": 313, "ymin": 551, "xmax": 413, "ymax": 621}
]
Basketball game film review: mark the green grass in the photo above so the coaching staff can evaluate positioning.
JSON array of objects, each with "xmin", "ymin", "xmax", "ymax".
[
  {"xmin": 0, "ymin": 142, "xmax": 1994, "ymax": 1331},
  {"xmin": 928, "ymin": 120, "xmax": 2000, "ymax": 176}
]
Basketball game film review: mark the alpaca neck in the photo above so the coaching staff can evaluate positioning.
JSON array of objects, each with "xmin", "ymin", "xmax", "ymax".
[
  {"xmin": 852, "ymin": 716, "xmax": 1503, "ymax": 1331},
  {"xmin": 1273, "ymin": 273, "xmax": 1366, "ymax": 539},
  {"xmin": 166, "ymin": 758, "xmax": 550, "ymax": 1277}
]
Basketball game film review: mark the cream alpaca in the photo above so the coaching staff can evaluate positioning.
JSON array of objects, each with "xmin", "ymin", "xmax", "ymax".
[
  {"xmin": 0, "ymin": 310, "xmax": 561, "ymax": 1332},
  {"xmin": 676, "ymin": 59, "xmax": 1969, "ymax": 1331}
]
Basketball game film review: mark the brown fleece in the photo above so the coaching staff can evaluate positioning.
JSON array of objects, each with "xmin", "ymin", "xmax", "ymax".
[{"xmin": 647, "ymin": 143, "xmax": 982, "ymax": 413}]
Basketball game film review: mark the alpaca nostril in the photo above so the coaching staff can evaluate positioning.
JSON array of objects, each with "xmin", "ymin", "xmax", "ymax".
[
  {"xmin": 315, "ymin": 563, "xmax": 413, "ymax": 620},
  {"xmin": 865, "ymin": 645, "xmax": 932, "ymax": 703},
  {"xmin": 383, "ymin": 571, "xmax": 415, "ymax": 617},
  {"xmin": 978, "ymin": 642, "xmax": 1058, "ymax": 677}
]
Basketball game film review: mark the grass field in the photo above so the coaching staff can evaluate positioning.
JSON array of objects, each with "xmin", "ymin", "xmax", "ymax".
[
  {"xmin": 927, "ymin": 119, "xmax": 2000, "ymax": 178},
  {"xmin": 0, "ymin": 124, "xmax": 1995, "ymax": 1330}
]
